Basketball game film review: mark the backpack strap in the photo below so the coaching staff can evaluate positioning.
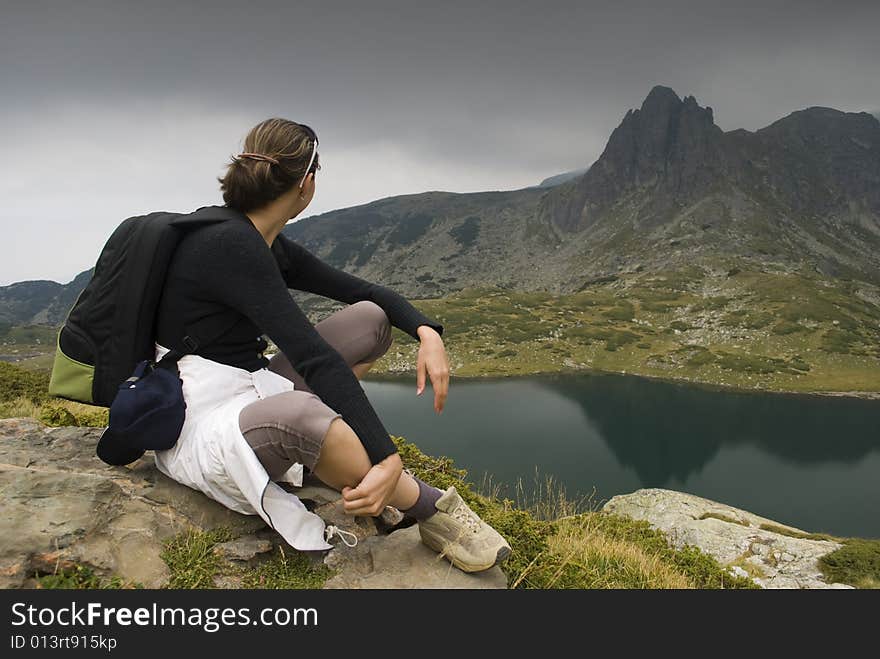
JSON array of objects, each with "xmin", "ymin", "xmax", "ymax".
[{"xmin": 155, "ymin": 316, "xmax": 244, "ymax": 371}]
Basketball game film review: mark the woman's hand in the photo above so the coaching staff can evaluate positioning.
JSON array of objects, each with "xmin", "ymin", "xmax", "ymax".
[
  {"xmin": 341, "ymin": 452, "xmax": 404, "ymax": 516},
  {"xmin": 416, "ymin": 325, "xmax": 449, "ymax": 413}
]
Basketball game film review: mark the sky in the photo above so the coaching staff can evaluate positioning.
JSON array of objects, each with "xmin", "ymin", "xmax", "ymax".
[{"xmin": 1, "ymin": 0, "xmax": 878, "ymax": 285}]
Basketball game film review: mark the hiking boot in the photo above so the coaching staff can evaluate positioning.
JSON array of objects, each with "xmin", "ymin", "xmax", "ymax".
[{"xmin": 417, "ymin": 486, "xmax": 512, "ymax": 573}]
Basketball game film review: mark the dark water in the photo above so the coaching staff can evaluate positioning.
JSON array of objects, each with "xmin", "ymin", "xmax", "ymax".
[{"xmin": 363, "ymin": 372, "xmax": 880, "ymax": 538}]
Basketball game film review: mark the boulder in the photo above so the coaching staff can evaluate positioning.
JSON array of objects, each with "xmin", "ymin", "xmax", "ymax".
[
  {"xmin": 0, "ymin": 418, "xmax": 264, "ymax": 588},
  {"xmin": 602, "ymin": 488, "xmax": 852, "ymax": 589}
]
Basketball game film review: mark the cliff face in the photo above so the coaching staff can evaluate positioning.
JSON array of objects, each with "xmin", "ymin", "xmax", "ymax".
[
  {"xmin": 541, "ymin": 86, "xmax": 728, "ymax": 234},
  {"xmin": 536, "ymin": 86, "xmax": 880, "ymax": 285},
  {"xmin": 749, "ymin": 107, "xmax": 880, "ymax": 216}
]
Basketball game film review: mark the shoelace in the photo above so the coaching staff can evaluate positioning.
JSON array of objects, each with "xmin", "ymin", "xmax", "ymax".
[
  {"xmin": 450, "ymin": 503, "xmax": 482, "ymax": 534},
  {"xmin": 324, "ymin": 524, "xmax": 358, "ymax": 548}
]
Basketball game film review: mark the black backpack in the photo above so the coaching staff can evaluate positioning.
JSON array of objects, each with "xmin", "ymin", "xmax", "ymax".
[{"xmin": 48, "ymin": 205, "xmax": 238, "ymax": 407}]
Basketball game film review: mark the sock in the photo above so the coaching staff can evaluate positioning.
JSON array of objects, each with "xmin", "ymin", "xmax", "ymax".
[{"xmin": 402, "ymin": 476, "xmax": 443, "ymax": 521}]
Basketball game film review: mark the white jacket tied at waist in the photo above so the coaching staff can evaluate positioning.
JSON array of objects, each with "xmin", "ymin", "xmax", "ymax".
[{"xmin": 153, "ymin": 343, "xmax": 333, "ymax": 551}]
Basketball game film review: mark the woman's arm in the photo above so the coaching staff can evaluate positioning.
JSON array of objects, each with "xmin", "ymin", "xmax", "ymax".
[
  {"xmin": 197, "ymin": 223, "xmax": 399, "ymax": 465},
  {"xmin": 272, "ymin": 234, "xmax": 444, "ymax": 341}
]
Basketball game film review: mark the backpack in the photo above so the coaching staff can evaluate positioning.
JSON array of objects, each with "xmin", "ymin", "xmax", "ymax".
[{"xmin": 48, "ymin": 205, "xmax": 238, "ymax": 407}]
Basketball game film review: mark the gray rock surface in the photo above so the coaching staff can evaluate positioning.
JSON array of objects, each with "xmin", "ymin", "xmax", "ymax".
[
  {"xmin": 213, "ymin": 536, "xmax": 274, "ymax": 562},
  {"xmin": 0, "ymin": 418, "xmax": 506, "ymax": 590},
  {"xmin": 0, "ymin": 418, "xmax": 264, "ymax": 588},
  {"xmin": 602, "ymin": 488, "xmax": 852, "ymax": 589},
  {"xmin": 323, "ymin": 525, "xmax": 508, "ymax": 589}
]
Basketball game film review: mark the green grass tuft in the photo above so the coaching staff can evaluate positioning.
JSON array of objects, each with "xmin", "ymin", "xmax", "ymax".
[
  {"xmin": 699, "ymin": 512, "xmax": 750, "ymax": 526},
  {"xmin": 160, "ymin": 527, "xmax": 332, "ymax": 590},
  {"xmin": 37, "ymin": 565, "xmax": 140, "ymax": 589},
  {"xmin": 757, "ymin": 523, "xmax": 837, "ymax": 542},
  {"xmin": 757, "ymin": 523, "xmax": 880, "ymax": 588},
  {"xmin": 0, "ymin": 362, "xmax": 50, "ymax": 403},
  {"xmin": 239, "ymin": 546, "xmax": 332, "ymax": 589},
  {"xmin": 161, "ymin": 528, "xmax": 235, "ymax": 589},
  {"xmin": 819, "ymin": 540, "xmax": 880, "ymax": 589}
]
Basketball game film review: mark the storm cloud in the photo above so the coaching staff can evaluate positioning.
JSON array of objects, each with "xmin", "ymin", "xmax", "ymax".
[{"xmin": 2, "ymin": 0, "xmax": 877, "ymax": 284}]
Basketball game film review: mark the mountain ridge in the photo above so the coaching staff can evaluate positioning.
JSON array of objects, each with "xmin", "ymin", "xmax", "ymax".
[{"xmin": 3, "ymin": 86, "xmax": 879, "ymax": 327}]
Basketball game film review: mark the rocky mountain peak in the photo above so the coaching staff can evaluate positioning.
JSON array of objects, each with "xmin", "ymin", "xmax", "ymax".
[
  {"xmin": 538, "ymin": 86, "xmax": 726, "ymax": 233},
  {"xmin": 640, "ymin": 84, "xmax": 682, "ymax": 113},
  {"xmin": 605, "ymin": 86, "xmax": 721, "ymax": 183}
]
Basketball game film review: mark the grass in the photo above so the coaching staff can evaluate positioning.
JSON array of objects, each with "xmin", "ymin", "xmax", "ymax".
[
  {"xmin": 370, "ymin": 268, "xmax": 880, "ymax": 394},
  {"xmin": 5, "ymin": 266, "xmax": 880, "ymax": 399},
  {"xmin": 515, "ymin": 511, "xmax": 758, "ymax": 589},
  {"xmin": 161, "ymin": 528, "xmax": 236, "ymax": 589},
  {"xmin": 757, "ymin": 523, "xmax": 880, "ymax": 589},
  {"xmin": 819, "ymin": 540, "xmax": 880, "ymax": 589},
  {"xmin": 699, "ymin": 512, "xmax": 749, "ymax": 526},
  {"xmin": 36, "ymin": 565, "xmax": 140, "ymax": 590},
  {"xmin": 0, "ymin": 363, "xmax": 108, "ymax": 427},
  {"xmin": 0, "ymin": 361, "xmax": 51, "ymax": 403},
  {"xmin": 238, "ymin": 546, "xmax": 332, "ymax": 589},
  {"xmin": 394, "ymin": 436, "xmax": 757, "ymax": 589},
  {"xmin": 758, "ymin": 523, "xmax": 838, "ymax": 542},
  {"xmin": 160, "ymin": 528, "xmax": 331, "ymax": 590}
]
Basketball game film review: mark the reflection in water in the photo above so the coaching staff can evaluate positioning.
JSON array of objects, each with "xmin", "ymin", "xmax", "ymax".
[
  {"xmin": 543, "ymin": 373, "xmax": 880, "ymax": 482},
  {"xmin": 364, "ymin": 372, "xmax": 880, "ymax": 538}
]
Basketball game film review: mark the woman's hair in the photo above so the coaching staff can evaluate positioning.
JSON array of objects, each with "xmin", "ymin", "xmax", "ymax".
[{"xmin": 218, "ymin": 118, "xmax": 319, "ymax": 213}]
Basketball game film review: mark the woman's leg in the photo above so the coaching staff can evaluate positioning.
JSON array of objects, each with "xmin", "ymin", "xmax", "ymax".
[
  {"xmin": 242, "ymin": 299, "xmax": 445, "ymax": 520},
  {"xmin": 238, "ymin": 302, "xmax": 510, "ymax": 570},
  {"xmin": 312, "ymin": 416, "xmax": 420, "ymax": 512},
  {"xmin": 267, "ymin": 300, "xmax": 393, "ymax": 392},
  {"xmin": 238, "ymin": 390, "xmax": 420, "ymax": 511}
]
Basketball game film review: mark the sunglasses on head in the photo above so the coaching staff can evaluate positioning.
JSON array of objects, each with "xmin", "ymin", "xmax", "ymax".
[{"xmin": 298, "ymin": 125, "xmax": 320, "ymax": 190}]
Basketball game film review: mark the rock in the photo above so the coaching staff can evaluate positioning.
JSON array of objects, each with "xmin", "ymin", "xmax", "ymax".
[
  {"xmin": 1, "ymin": 418, "xmax": 498, "ymax": 590},
  {"xmin": 214, "ymin": 535, "xmax": 274, "ymax": 562},
  {"xmin": 602, "ymin": 488, "xmax": 852, "ymax": 589},
  {"xmin": 313, "ymin": 500, "xmax": 378, "ymax": 545},
  {"xmin": 213, "ymin": 574, "xmax": 245, "ymax": 589},
  {"xmin": 379, "ymin": 506, "xmax": 405, "ymax": 527},
  {"xmin": 282, "ymin": 476, "xmax": 341, "ymax": 508},
  {"xmin": 728, "ymin": 565, "xmax": 750, "ymax": 579},
  {"xmin": 0, "ymin": 418, "xmax": 264, "ymax": 588},
  {"xmin": 323, "ymin": 525, "xmax": 507, "ymax": 589}
]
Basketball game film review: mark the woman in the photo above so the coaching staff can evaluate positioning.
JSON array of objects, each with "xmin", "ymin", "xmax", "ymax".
[{"xmin": 152, "ymin": 118, "xmax": 510, "ymax": 573}]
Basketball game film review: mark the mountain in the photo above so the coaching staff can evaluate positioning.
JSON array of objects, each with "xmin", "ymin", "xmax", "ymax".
[
  {"xmin": 536, "ymin": 86, "xmax": 880, "ymax": 286},
  {"xmin": 283, "ymin": 87, "xmax": 880, "ymax": 296},
  {"xmin": 0, "ymin": 270, "xmax": 91, "ymax": 328},
  {"xmin": 3, "ymin": 86, "xmax": 879, "ymax": 325},
  {"xmin": 537, "ymin": 167, "xmax": 590, "ymax": 188}
]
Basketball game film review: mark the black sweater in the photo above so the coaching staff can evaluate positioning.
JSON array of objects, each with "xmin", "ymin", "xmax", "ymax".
[{"xmin": 155, "ymin": 208, "xmax": 444, "ymax": 464}]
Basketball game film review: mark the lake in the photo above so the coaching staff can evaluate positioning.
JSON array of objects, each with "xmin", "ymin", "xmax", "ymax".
[{"xmin": 363, "ymin": 372, "xmax": 880, "ymax": 538}]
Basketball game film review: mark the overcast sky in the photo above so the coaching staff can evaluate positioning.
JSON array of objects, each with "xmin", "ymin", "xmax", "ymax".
[{"xmin": 2, "ymin": 0, "xmax": 878, "ymax": 285}]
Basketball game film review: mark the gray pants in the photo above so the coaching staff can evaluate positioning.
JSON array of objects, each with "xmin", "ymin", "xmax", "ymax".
[{"xmin": 238, "ymin": 300, "xmax": 394, "ymax": 479}]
